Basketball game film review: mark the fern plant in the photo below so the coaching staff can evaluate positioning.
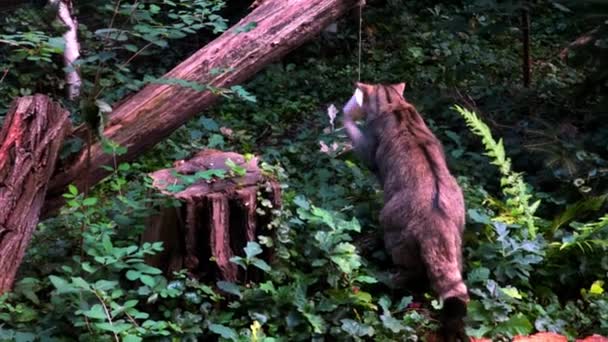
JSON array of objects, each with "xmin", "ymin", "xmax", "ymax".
[
  {"xmin": 550, "ymin": 214, "xmax": 608, "ymax": 253},
  {"xmin": 453, "ymin": 105, "xmax": 541, "ymax": 238}
]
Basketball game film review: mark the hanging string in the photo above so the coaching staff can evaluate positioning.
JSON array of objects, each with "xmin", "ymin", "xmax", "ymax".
[{"xmin": 357, "ymin": 1, "xmax": 364, "ymax": 81}]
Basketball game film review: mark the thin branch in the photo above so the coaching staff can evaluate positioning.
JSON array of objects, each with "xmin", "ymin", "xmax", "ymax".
[
  {"xmin": 0, "ymin": 69, "xmax": 9, "ymax": 85},
  {"xmin": 93, "ymin": 290, "xmax": 120, "ymax": 342}
]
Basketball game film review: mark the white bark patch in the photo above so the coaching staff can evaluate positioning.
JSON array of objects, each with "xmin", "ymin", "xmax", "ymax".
[{"xmin": 55, "ymin": 0, "xmax": 81, "ymax": 100}]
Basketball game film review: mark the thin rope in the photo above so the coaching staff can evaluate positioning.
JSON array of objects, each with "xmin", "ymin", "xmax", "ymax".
[{"xmin": 357, "ymin": 1, "xmax": 363, "ymax": 81}]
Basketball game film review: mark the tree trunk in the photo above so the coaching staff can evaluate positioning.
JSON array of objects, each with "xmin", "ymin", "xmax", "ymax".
[
  {"xmin": 0, "ymin": 95, "xmax": 71, "ymax": 293},
  {"xmin": 43, "ymin": 0, "xmax": 360, "ymax": 216}
]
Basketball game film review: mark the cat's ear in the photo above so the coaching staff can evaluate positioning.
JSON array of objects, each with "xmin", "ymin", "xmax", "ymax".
[
  {"xmin": 354, "ymin": 88, "xmax": 364, "ymax": 106},
  {"xmin": 392, "ymin": 82, "xmax": 406, "ymax": 96},
  {"xmin": 354, "ymin": 82, "xmax": 373, "ymax": 106}
]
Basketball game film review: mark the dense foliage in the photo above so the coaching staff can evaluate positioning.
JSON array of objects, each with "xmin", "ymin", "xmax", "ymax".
[{"xmin": 0, "ymin": 0, "xmax": 607, "ymax": 340}]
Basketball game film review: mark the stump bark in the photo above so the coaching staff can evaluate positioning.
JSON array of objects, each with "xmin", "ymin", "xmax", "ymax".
[
  {"xmin": 0, "ymin": 95, "xmax": 71, "ymax": 293},
  {"xmin": 143, "ymin": 150, "xmax": 281, "ymax": 282}
]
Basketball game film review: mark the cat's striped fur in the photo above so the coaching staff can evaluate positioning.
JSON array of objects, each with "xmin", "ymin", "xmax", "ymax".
[{"xmin": 343, "ymin": 82, "xmax": 469, "ymax": 341}]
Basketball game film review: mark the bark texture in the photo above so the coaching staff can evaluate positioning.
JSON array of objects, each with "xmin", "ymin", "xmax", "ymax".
[
  {"xmin": 43, "ymin": 0, "xmax": 359, "ymax": 215},
  {"xmin": 0, "ymin": 95, "xmax": 71, "ymax": 293},
  {"xmin": 143, "ymin": 150, "xmax": 281, "ymax": 282}
]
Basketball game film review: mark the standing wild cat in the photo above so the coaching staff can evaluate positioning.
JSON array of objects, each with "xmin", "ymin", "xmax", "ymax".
[{"xmin": 343, "ymin": 82, "xmax": 469, "ymax": 342}]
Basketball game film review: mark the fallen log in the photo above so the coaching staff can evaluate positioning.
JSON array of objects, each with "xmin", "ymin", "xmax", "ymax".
[
  {"xmin": 0, "ymin": 95, "xmax": 71, "ymax": 293},
  {"xmin": 43, "ymin": 0, "xmax": 360, "ymax": 215},
  {"xmin": 143, "ymin": 149, "xmax": 281, "ymax": 282}
]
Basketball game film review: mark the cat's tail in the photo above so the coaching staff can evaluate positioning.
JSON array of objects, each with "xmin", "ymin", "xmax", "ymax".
[{"xmin": 439, "ymin": 297, "xmax": 470, "ymax": 342}]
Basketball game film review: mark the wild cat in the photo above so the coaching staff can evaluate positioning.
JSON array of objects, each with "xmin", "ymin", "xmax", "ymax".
[{"xmin": 343, "ymin": 82, "xmax": 469, "ymax": 342}]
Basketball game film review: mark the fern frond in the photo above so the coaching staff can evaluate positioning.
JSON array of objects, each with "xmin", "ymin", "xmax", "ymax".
[
  {"xmin": 453, "ymin": 105, "xmax": 539, "ymax": 238},
  {"xmin": 555, "ymin": 214, "xmax": 608, "ymax": 253}
]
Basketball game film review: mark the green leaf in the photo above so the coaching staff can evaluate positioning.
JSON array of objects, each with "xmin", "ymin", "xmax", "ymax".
[
  {"xmin": 244, "ymin": 241, "xmax": 263, "ymax": 258},
  {"xmin": 199, "ymin": 117, "xmax": 220, "ymax": 131},
  {"xmin": 49, "ymin": 275, "xmax": 72, "ymax": 294},
  {"xmin": 589, "ymin": 280, "xmax": 604, "ymax": 295},
  {"xmin": 140, "ymin": 275, "xmax": 156, "ymax": 287},
  {"xmin": 71, "ymin": 277, "xmax": 91, "ymax": 290},
  {"xmin": 467, "ymin": 267, "xmax": 490, "ymax": 284},
  {"xmin": 68, "ymin": 184, "xmax": 78, "ymax": 196},
  {"xmin": 354, "ymin": 275, "xmax": 378, "ymax": 284},
  {"xmin": 395, "ymin": 296, "xmax": 413, "ymax": 312},
  {"xmin": 551, "ymin": 195, "xmax": 607, "ymax": 231},
  {"xmin": 208, "ymin": 324, "xmax": 238, "ymax": 341},
  {"xmin": 235, "ymin": 22, "xmax": 258, "ymax": 33},
  {"xmin": 82, "ymin": 304, "xmax": 107, "ymax": 320},
  {"xmin": 251, "ymin": 259, "xmax": 271, "ymax": 272},
  {"xmin": 496, "ymin": 313, "xmax": 533, "ymax": 336},
  {"xmin": 208, "ymin": 134, "xmax": 225, "ymax": 148},
  {"xmin": 126, "ymin": 270, "xmax": 141, "ymax": 281},
  {"xmin": 380, "ymin": 314, "xmax": 406, "ymax": 333},
  {"xmin": 302, "ymin": 312, "xmax": 326, "ymax": 334},
  {"xmin": 123, "ymin": 335, "xmax": 142, "ymax": 342},
  {"xmin": 341, "ymin": 319, "xmax": 375, "ymax": 337},
  {"xmin": 500, "ymin": 286, "xmax": 523, "ymax": 299},
  {"xmin": 102, "ymin": 235, "xmax": 113, "ymax": 252},
  {"xmin": 229, "ymin": 256, "xmax": 247, "ymax": 269},
  {"xmin": 217, "ymin": 281, "xmax": 242, "ymax": 298},
  {"xmin": 259, "ymin": 281, "xmax": 276, "ymax": 294}
]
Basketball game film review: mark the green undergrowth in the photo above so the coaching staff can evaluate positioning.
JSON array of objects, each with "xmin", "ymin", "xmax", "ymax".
[{"xmin": 1, "ymin": 0, "xmax": 607, "ymax": 341}]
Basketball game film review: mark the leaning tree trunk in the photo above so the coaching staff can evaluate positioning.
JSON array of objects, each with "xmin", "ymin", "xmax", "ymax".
[
  {"xmin": 0, "ymin": 95, "xmax": 71, "ymax": 293},
  {"xmin": 43, "ymin": 0, "xmax": 360, "ymax": 216}
]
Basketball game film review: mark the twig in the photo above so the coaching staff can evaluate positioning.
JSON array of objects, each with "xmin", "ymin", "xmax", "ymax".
[
  {"xmin": 0, "ymin": 68, "xmax": 9, "ymax": 85},
  {"xmin": 93, "ymin": 290, "xmax": 120, "ymax": 342}
]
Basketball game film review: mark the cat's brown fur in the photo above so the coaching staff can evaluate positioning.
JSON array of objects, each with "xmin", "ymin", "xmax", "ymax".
[{"xmin": 343, "ymin": 82, "xmax": 469, "ymax": 342}]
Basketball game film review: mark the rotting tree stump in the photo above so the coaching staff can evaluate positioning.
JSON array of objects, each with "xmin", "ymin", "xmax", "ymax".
[
  {"xmin": 0, "ymin": 95, "xmax": 71, "ymax": 294},
  {"xmin": 143, "ymin": 149, "xmax": 281, "ymax": 282}
]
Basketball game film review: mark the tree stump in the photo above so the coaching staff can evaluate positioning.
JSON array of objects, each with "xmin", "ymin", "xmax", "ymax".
[
  {"xmin": 143, "ymin": 149, "xmax": 281, "ymax": 282},
  {"xmin": 0, "ymin": 95, "xmax": 71, "ymax": 294}
]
